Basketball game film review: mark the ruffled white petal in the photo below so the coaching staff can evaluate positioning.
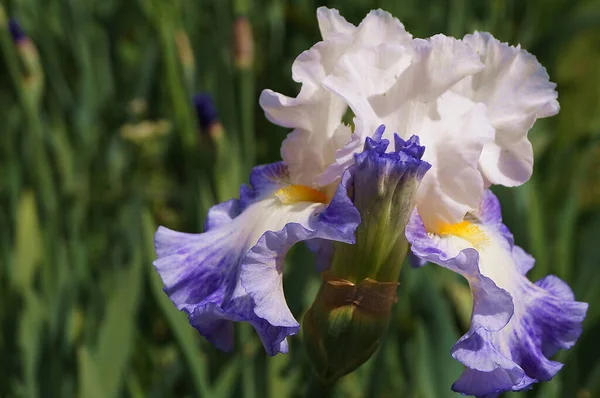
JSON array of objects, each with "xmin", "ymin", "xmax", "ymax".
[
  {"xmin": 260, "ymin": 54, "xmax": 349, "ymax": 186},
  {"xmin": 323, "ymin": 35, "xmax": 492, "ymax": 227},
  {"xmin": 260, "ymin": 7, "xmax": 413, "ymax": 187},
  {"xmin": 367, "ymin": 35, "xmax": 485, "ymax": 122},
  {"xmin": 478, "ymin": 137, "xmax": 534, "ymax": 187},
  {"xmin": 317, "ymin": 7, "xmax": 412, "ymax": 46},
  {"xmin": 263, "ymin": 8, "xmax": 560, "ymax": 232},
  {"xmin": 316, "ymin": 7, "xmax": 355, "ymax": 40},
  {"xmin": 321, "ymin": 43, "xmax": 412, "ymax": 144},
  {"xmin": 415, "ymin": 96, "xmax": 494, "ymax": 229},
  {"xmin": 453, "ymin": 32, "xmax": 560, "ymax": 186},
  {"xmin": 260, "ymin": 90, "xmax": 348, "ymax": 187}
]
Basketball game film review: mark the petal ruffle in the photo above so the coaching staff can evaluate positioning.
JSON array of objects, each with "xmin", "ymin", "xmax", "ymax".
[
  {"xmin": 453, "ymin": 32, "xmax": 560, "ymax": 187},
  {"xmin": 407, "ymin": 190, "xmax": 587, "ymax": 396},
  {"xmin": 260, "ymin": 7, "xmax": 413, "ymax": 188},
  {"xmin": 154, "ymin": 162, "xmax": 360, "ymax": 355},
  {"xmin": 323, "ymin": 34, "xmax": 484, "ymax": 145},
  {"xmin": 316, "ymin": 7, "xmax": 355, "ymax": 40},
  {"xmin": 317, "ymin": 7, "xmax": 412, "ymax": 45},
  {"xmin": 413, "ymin": 96, "xmax": 494, "ymax": 230},
  {"xmin": 260, "ymin": 81, "xmax": 348, "ymax": 188},
  {"xmin": 240, "ymin": 168, "xmax": 359, "ymax": 330},
  {"xmin": 322, "ymin": 34, "xmax": 493, "ymax": 228},
  {"xmin": 406, "ymin": 210, "xmax": 514, "ymax": 333},
  {"xmin": 204, "ymin": 199, "xmax": 240, "ymax": 231}
]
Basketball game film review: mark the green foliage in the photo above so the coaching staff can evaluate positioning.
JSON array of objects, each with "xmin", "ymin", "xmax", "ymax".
[{"xmin": 0, "ymin": 0, "xmax": 599, "ymax": 397}]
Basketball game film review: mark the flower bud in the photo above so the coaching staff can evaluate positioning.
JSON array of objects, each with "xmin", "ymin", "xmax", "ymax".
[
  {"xmin": 303, "ymin": 128, "xmax": 430, "ymax": 383},
  {"xmin": 193, "ymin": 93, "xmax": 223, "ymax": 140},
  {"xmin": 330, "ymin": 130, "xmax": 430, "ymax": 284},
  {"xmin": 303, "ymin": 273, "xmax": 398, "ymax": 384},
  {"xmin": 9, "ymin": 19, "xmax": 26, "ymax": 43},
  {"xmin": 7, "ymin": 18, "xmax": 43, "ymax": 103},
  {"xmin": 232, "ymin": 16, "xmax": 254, "ymax": 69}
]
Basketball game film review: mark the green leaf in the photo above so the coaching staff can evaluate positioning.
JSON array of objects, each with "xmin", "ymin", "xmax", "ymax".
[
  {"xmin": 412, "ymin": 268, "xmax": 463, "ymax": 398},
  {"xmin": 93, "ymin": 248, "xmax": 143, "ymax": 398},
  {"xmin": 11, "ymin": 191, "xmax": 42, "ymax": 290},
  {"xmin": 18, "ymin": 291, "xmax": 44, "ymax": 398},
  {"xmin": 535, "ymin": 375, "xmax": 562, "ymax": 398},
  {"xmin": 212, "ymin": 357, "xmax": 241, "ymax": 398},
  {"xmin": 143, "ymin": 210, "xmax": 212, "ymax": 397},
  {"xmin": 413, "ymin": 320, "xmax": 438, "ymax": 398},
  {"xmin": 77, "ymin": 347, "xmax": 108, "ymax": 398},
  {"xmin": 267, "ymin": 348, "xmax": 299, "ymax": 398}
]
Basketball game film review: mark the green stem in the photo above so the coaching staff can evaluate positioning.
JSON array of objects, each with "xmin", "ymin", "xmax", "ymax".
[
  {"xmin": 158, "ymin": 21, "xmax": 197, "ymax": 151},
  {"xmin": 0, "ymin": 12, "xmax": 57, "ymax": 217},
  {"xmin": 238, "ymin": 65, "xmax": 256, "ymax": 168},
  {"xmin": 240, "ymin": 325, "xmax": 257, "ymax": 398},
  {"xmin": 143, "ymin": 212, "xmax": 211, "ymax": 397},
  {"xmin": 234, "ymin": 0, "xmax": 250, "ymax": 15},
  {"xmin": 524, "ymin": 179, "xmax": 549, "ymax": 281},
  {"xmin": 448, "ymin": 0, "xmax": 466, "ymax": 37},
  {"xmin": 556, "ymin": 148, "xmax": 592, "ymax": 281},
  {"xmin": 305, "ymin": 374, "xmax": 334, "ymax": 398}
]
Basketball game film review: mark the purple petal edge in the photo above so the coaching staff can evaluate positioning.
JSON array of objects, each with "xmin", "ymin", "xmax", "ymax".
[
  {"xmin": 154, "ymin": 160, "xmax": 361, "ymax": 355},
  {"xmin": 407, "ymin": 190, "xmax": 588, "ymax": 396}
]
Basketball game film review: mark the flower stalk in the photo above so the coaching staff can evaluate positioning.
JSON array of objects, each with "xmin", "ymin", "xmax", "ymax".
[{"xmin": 232, "ymin": 15, "xmax": 256, "ymax": 167}]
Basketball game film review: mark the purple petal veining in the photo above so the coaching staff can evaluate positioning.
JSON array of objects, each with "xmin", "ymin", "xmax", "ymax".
[
  {"xmin": 407, "ymin": 190, "xmax": 588, "ymax": 396},
  {"xmin": 154, "ymin": 161, "xmax": 360, "ymax": 355}
]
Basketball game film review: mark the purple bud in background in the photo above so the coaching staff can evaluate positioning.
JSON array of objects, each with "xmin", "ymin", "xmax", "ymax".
[
  {"xmin": 9, "ymin": 19, "xmax": 26, "ymax": 43},
  {"xmin": 193, "ymin": 93, "xmax": 219, "ymax": 131}
]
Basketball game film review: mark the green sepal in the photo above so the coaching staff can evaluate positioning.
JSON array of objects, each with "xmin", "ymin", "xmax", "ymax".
[{"xmin": 302, "ymin": 273, "xmax": 398, "ymax": 385}]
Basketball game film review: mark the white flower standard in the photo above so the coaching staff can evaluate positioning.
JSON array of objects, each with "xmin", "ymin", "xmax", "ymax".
[{"xmin": 261, "ymin": 7, "xmax": 559, "ymax": 232}]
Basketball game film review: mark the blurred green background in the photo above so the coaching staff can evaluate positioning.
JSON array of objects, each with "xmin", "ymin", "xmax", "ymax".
[{"xmin": 1, "ymin": 0, "xmax": 599, "ymax": 397}]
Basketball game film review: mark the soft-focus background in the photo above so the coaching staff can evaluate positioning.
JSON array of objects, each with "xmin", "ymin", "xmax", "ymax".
[{"xmin": 1, "ymin": 0, "xmax": 599, "ymax": 397}]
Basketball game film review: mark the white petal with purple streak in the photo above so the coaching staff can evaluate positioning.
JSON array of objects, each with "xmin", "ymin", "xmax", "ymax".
[
  {"xmin": 154, "ymin": 162, "xmax": 360, "ymax": 355},
  {"xmin": 407, "ymin": 191, "xmax": 587, "ymax": 396}
]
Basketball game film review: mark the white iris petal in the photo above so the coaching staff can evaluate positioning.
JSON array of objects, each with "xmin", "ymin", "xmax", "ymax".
[
  {"xmin": 261, "ymin": 7, "xmax": 559, "ymax": 229},
  {"xmin": 452, "ymin": 32, "xmax": 560, "ymax": 187}
]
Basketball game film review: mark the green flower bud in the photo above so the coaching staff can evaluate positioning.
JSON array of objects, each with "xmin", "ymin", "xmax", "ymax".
[
  {"xmin": 302, "ymin": 132, "xmax": 430, "ymax": 384},
  {"xmin": 303, "ymin": 273, "xmax": 398, "ymax": 384}
]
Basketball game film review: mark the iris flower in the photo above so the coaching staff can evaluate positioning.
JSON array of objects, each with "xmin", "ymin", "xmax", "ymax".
[
  {"xmin": 261, "ymin": 7, "xmax": 587, "ymax": 395},
  {"xmin": 154, "ymin": 7, "xmax": 587, "ymax": 396}
]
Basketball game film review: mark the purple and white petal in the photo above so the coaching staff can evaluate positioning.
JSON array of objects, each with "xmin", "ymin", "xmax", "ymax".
[
  {"xmin": 406, "ymin": 211, "xmax": 514, "ymax": 332},
  {"xmin": 154, "ymin": 162, "xmax": 360, "ymax": 355},
  {"xmin": 407, "ymin": 190, "xmax": 587, "ymax": 396},
  {"xmin": 204, "ymin": 199, "xmax": 241, "ymax": 231},
  {"xmin": 240, "ymin": 168, "xmax": 360, "ymax": 336}
]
